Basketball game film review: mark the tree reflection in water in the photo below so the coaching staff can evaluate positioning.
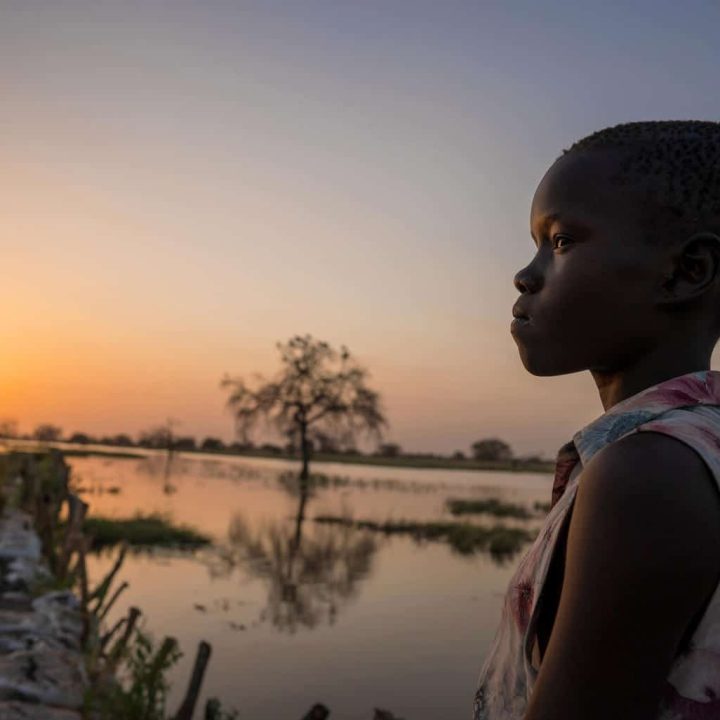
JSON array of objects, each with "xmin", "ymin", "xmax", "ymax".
[
  {"xmin": 134, "ymin": 453, "xmax": 179, "ymax": 495},
  {"xmin": 218, "ymin": 471, "xmax": 379, "ymax": 633}
]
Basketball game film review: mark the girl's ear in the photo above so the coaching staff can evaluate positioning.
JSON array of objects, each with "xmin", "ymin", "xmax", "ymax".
[{"xmin": 659, "ymin": 232, "xmax": 720, "ymax": 305}]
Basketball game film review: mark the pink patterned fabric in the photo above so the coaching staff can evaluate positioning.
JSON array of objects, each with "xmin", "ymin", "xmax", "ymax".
[{"xmin": 474, "ymin": 370, "xmax": 720, "ymax": 719}]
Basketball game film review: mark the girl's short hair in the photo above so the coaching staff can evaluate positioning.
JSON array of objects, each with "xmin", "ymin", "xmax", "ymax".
[{"xmin": 559, "ymin": 120, "xmax": 720, "ymax": 245}]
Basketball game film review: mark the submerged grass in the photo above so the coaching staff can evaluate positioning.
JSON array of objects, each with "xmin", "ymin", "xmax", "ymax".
[
  {"xmin": 313, "ymin": 515, "xmax": 536, "ymax": 558},
  {"xmin": 82, "ymin": 513, "xmax": 212, "ymax": 550},
  {"xmin": 445, "ymin": 498, "xmax": 533, "ymax": 519}
]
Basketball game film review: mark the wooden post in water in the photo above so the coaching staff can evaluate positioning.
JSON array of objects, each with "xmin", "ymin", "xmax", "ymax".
[
  {"xmin": 173, "ymin": 641, "xmax": 212, "ymax": 720},
  {"xmin": 373, "ymin": 710, "xmax": 405, "ymax": 720},
  {"xmin": 301, "ymin": 704, "xmax": 330, "ymax": 719}
]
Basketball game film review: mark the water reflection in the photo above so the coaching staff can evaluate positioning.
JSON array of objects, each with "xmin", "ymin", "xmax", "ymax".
[
  {"xmin": 74, "ymin": 454, "xmax": 551, "ymax": 720},
  {"xmin": 162, "ymin": 450, "xmax": 177, "ymax": 495},
  {"xmin": 134, "ymin": 452, "xmax": 179, "ymax": 495},
  {"xmin": 135, "ymin": 453, "xmax": 280, "ymax": 487},
  {"xmin": 278, "ymin": 468, "xmax": 441, "ymax": 495},
  {"xmin": 214, "ymin": 472, "xmax": 379, "ymax": 633}
]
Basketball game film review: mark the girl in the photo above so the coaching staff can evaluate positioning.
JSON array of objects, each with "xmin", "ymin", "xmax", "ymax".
[{"xmin": 475, "ymin": 121, "xmax": 720, "ymax": 720}]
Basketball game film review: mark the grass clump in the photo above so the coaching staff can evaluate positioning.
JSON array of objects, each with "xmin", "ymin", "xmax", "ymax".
[
  {"xmin": 84, "ymin": 626, "xmax": 182, "ymax": 720},
  {"xmin": 313, "ymin": 515, "xmax": 535, "ymax": 559},
  {"xmin": 446, "ymin": 498, "xmax": 532, "ymax": 519},
  {"xmin": 83, "ymin": 513, "xmax": 211, "ymax": 550}
]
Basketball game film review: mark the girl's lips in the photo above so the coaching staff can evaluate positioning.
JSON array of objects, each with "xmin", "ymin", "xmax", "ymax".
[{"xmin": 510, "ymin": 316, "xmax": 531, "ymax": 332}]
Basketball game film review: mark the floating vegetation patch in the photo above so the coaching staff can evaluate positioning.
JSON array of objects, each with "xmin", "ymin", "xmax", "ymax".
[
  {"xmin": 313, "ymin": 515, "xmax": 536, "ymax": 559},
  {"xmin": 82, "ymin": 513, "xmax": 212, "ymax": 550},
  {"xmin": 445, "ymin": 498, "xmax": 533, "ymax": 519}
]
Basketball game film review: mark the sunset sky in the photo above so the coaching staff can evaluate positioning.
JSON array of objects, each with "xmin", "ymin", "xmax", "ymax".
[{"xmin": 2, "ymin": 1, "xmax": 720, "ymax": 456}]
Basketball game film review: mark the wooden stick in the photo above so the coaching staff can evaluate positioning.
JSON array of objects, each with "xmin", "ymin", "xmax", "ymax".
[
  {"xmin": 173, "ymin": 641, "xmax": 212, "ymax": 720},
  {"xmin": 96, "ymin": 580, "xmax": 129, "ymax": 623},
  {"xmin": 90, "ymin": 541, "xmax": 128, "ymax": 608},
  {"xmin": 99, "ymin": 616, "xmax": 127, "ymax": 654}
]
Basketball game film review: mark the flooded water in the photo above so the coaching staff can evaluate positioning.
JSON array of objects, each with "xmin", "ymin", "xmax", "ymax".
[{"xmin": 70, "ymin": 451, "xmax": 552, "ymax": 720}]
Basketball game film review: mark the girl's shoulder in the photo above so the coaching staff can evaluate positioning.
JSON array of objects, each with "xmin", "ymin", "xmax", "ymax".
[
  {"xmin": 633, "ymin": 403, "xmax": 720, "ymax": 481},
  {"xmin": 581, "ymin": 426, "xmax": 720, "ymax": 539},
  {"xmin": 574, "ymin": 403, "xmax": 720, "ymax": 539}
]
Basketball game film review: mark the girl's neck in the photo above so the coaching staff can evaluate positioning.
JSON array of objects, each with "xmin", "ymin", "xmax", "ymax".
[{"xmin": 591, "ymin": 348, "xmax": 711, "ymax": 412}]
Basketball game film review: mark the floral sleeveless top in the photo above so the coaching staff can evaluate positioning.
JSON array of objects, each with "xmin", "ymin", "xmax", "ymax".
[{"xmin": 474, "ymin": 370, "xmax": 720, "ymax": 719}]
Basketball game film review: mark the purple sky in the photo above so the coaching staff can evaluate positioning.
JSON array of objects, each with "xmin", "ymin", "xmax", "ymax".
[{"xmin": 1, "ymin": 1, "xmax": 719, "ymax": 456}]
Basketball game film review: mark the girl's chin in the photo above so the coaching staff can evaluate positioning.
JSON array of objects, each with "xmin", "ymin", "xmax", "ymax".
[{"xmin": 515, "ymin": 347, "xmax": 581, "ymax": 377}]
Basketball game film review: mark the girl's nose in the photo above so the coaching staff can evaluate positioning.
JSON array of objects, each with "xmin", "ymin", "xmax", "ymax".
[{"xmin": 513, "ymin": 261, "xmax": 543, "ymax": 294}]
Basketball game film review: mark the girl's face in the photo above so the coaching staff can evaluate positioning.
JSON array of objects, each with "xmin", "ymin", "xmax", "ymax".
[{"xmin": 512, "ymin": 150, "xmax": 668, "ymax": 376}]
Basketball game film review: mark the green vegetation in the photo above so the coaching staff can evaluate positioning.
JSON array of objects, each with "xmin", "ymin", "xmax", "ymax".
[
  {"xmin": 60, "ymin": 441, "xmax": 554, "ymax": 473},
  {"xmin": 84, "ymin": 626, "xmax": 182, "ymax": 720},
  {"xmin": 82, "ymin": 513, "xmax": 212, "ymax": 550},
  {"xmin": 471, "ymin": 437, "xmax": 513, "ymax": 461},
  {"xmin": 4, "ymin": 420, "xmax": 556, "ymax": 474},
  {"xmin": 61, "ymin": 448, "xmax": 146, "ymax": 460},
  {"xmin": 313, "ymin": 515, "xmax": 536, "ymax": 558},
  {"xmin": 84, "ymin": 627, "xmax": 240, "ymax": 720},
  {"xmin": 446, "ymin": 498, "xmax": 533, "ymax": 518},
  {"xmin": 4, "ymin": 448, "xmax": 235, "ymax": 719},
  {"xmin": 62, "ymin": 443, "xmax": 553, "ymax": 473}
]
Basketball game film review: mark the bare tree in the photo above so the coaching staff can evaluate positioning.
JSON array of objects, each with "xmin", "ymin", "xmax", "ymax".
[{"xmin": 221, "ymin": 334, "xmax": 387, "ymax": 480}]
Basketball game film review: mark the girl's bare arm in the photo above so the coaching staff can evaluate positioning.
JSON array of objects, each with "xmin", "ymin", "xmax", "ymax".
[{"xmin": 524, "ymin": 431, "xmax": 720, "ymax": 720}]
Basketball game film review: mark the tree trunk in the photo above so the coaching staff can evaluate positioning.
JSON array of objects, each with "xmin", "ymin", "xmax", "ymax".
[
  {"xmin": 300, "ymin": 421, "xmax": 310, "ymax": 482},
  {"xmin": 293, "ymin": 481, "xmax": 309, "ymax": 549}
]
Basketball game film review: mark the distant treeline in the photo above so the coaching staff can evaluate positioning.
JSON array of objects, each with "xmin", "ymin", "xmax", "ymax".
[{"xmin": 0, "ymin": 420, "xmax": 546, "ymax": 465}]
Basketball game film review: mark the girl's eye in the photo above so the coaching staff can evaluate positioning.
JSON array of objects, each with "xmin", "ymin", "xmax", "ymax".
[{"xmin": 552, "ymin": 234, "xmax": 572, "ymax": 250}]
